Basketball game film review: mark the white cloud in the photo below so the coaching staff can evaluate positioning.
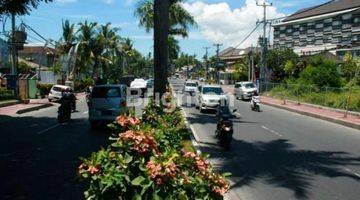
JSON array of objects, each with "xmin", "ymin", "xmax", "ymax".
[{"xmin": 182, "ymin": 0, "xmax": 285, "ymax": 48}]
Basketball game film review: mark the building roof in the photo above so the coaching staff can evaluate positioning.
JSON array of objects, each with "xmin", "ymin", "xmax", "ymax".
[
  {"xmin": 283, "ymin": 0, "xmax": 360, "ymax": 22},
  {"xmin": 219, "ymin": 47, "xmax": 260, "ymax": 60},
  {"xmin": 19, "ymin": 46, "xmax": 57, "ymax": 55}
]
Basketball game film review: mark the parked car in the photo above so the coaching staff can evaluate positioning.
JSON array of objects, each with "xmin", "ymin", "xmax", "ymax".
[
  {"xmin": 48, "ymin": 85, "xmax": 71, "ymax": 102},
  {"xmin": 183, "ymin": 81, "xmax": 198, "ymax": 95},
  {"xmin": 195, "ymin": 85, "xmax": 228, "ymax": 112},
  {"xmin": 130, "ymin": 78, "xmax": 148, "ymax": 97},
  {"xmin": 88, "ymin": 85, "xmax": 127, "ymax": 128},
  {"xmin": 234, "ymin": 81, "xmax": 257, "ymax": 100}
]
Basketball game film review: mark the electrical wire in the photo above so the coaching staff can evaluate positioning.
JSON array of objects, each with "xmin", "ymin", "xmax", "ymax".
[
  {"xmin": 21, "ymin": 21, "xmax": 56, "ymax": 46},
  {"xmin": 229, "ymin": 23, "xmax": 261, "ymax": 56}
]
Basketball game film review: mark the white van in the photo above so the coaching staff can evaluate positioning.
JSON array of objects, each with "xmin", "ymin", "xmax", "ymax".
[
  {"xmin": 88, "ymin": 85, "xmax": 127, "ymax": 128},
  {"xmin": 234, "ymin": 82, "xmax": 257, "ymax": 100}
]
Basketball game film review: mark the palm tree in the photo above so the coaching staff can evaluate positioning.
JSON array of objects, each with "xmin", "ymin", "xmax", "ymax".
[
  {"xmin": 153, "ymin": 0, "xmax": 170, "ymax": 97},
  {"xmin": 59, "ymin": 20, "xmax": 76, "ymax": 54},
  {"xmin": 0, "ymin": 0, "xmax": 52, "ymax": 15},
  {"xmin": 76, "ymin": 21, "xmax": 97, "ymax": 78},
  {"xmin": 135, "ymin": 0, "xmax": 196, "ymax": 38}
]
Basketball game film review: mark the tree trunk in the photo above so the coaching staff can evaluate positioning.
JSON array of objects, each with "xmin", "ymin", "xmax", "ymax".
[{"xmin": 153, "ymin": 0, "xmax": 170, "ymax": 100}]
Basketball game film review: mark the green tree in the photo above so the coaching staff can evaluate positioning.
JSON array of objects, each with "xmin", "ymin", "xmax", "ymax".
[
  {"xmin": 267, "ymin": 48, "xmax": 299, "ymax": 82},
  {"xmin": 76, "ymin": 20, "xmax": 97, "ymax": 77},
  {"xmin": 59, "ymin": 19, "xmax": 76, "ymax": 54},
  {"xmin": 135, "ymin": 0, "xmax": 196, "ymax": 38},
  {"xmin": 168, "ymin": 36, "xmax": 180, "ymax": 62},
  {"xmin": 0, "ymin": 0, "xmax": 52, "ymax": 15},
  {"xmin": 341, "ymin": 52, "xmax": 358, "ymax": 82},
  {"xmin": 298, "ymin": 55, "xmax": 341, "ymax": 87}
]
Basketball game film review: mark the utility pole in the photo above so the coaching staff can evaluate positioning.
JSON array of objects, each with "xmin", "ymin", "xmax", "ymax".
[
  {"xmin": 257, "ymin": 1, "xmax": 272, "ymax": 90},
  {"xmin": 203, "ymin": 46, "xmax": 210, "ymax": 82},
  {"xmin": 214, "ymin": 43, "xmax": 222, "ymax": 84}
]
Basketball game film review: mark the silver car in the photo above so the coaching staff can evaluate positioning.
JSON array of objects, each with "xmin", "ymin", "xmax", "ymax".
[{"xmin": 88, "ymin": 85, "xmax": 127, "ymax": 128}]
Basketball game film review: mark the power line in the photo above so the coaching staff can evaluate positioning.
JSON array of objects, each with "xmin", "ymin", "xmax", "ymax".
[
  {"xmin": 230, "ymin": 23, "xmax": 261, "ymax": 56},
  {"xmin": 21, "ymin": 22, "xmax": 56, "ymax": 46}
]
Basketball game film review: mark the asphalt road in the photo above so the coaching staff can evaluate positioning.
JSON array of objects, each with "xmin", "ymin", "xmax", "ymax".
[
  {"xmin": 171, "ymin": 79, "xmax": 360, "ymax": 200},
  {"xmin": 0, "ymin": 93, "xmax": 148, "ymax": 199}
]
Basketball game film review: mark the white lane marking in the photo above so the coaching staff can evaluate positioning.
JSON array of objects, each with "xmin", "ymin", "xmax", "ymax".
[
  {"xmin": 37, "ymin": 124, "xmax": 61, "ymax": 134},
  {"xmin": 344, "ymin": 168, "xmax": 360, "ymax": 178},
  {"xmin": 261, "ymin": 125, "xmax": 283, "ymax": 137},
  {"xmin": 83, "ymin": 111, "xmax": 88, "ymax": 115}
]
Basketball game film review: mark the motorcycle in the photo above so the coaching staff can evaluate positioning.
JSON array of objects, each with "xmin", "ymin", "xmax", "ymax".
[
  {"xmin": 251, "ymin": 95, "xmax": 261, "ymax": 112},
  {"xmin": 58, "ymin": 92, "xmax": 72, "ymax": 123},
  {"xmin": 215, "ymin": 106, "xmax": 237, "ymax": 150}
]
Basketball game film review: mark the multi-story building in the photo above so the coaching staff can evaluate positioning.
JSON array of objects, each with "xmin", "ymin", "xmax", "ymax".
[{"xmin": 273, "ymin": 0, "xmax": 360, "ymax": 56}]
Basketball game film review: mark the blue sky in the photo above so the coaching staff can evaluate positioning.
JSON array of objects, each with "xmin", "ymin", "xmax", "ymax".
[{"xmin": 15, "ymin": 0, "xmax": 329, "ymax": 58}]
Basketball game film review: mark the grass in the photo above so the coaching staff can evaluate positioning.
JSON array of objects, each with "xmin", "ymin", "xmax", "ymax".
[{"xmin": 266, "ymin": 86, "xmax": 360, "ymax": 112}]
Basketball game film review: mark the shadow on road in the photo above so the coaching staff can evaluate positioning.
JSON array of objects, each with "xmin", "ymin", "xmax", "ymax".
[
  {"xmin": 0, "ymin": 114, "xmax": 110, "ymax": 199},
  {"xmin": 199, "ymin": 139, "xmax": 360, "ymax": 199}
]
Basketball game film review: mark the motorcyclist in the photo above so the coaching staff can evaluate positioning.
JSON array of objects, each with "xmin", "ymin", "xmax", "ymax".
[{"xmin": 250, "ymin": 90, "xmax": 260, "ymax": 111}]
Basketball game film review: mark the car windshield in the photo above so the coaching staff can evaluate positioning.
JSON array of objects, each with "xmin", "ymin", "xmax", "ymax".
[
  {"xmin": 186, "ymin": 83, "xmax": 197, "ymax": 87},
  {"xmin": 52, "ymin": 87, "xmax": 63, "ymax": 92},
  {"xmin": 203, "ymin": 87, "xmax": 223, "ymax": 95},
  {"xmin": 92, "ymin": 87, "xmax": 121, "ymax": 98},
  {"xmin": 244, "ymin": 83, "xmax": 255, "ymax": 89}
]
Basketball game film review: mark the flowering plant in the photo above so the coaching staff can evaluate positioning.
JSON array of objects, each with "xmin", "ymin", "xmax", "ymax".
[{"xmin": 79, "ymin": 101, "xmax": 230, "ymax": 199}]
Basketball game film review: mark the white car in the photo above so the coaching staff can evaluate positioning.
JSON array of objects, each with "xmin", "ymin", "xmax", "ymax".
[
  {"xmin": 196, "ymin": 85, "xmax": 228, "ymax": 112},
  {"xmin": 48, "ymin": 85, "xmax": 71, "ymax": 102},
  {"xmin": 88, "ymin": 85, "xmax": 127, "ymax": 128},
  {"xmin": 183, "ymin": 81, "xmax": 198, "ymax": 95},
  {"xmin": 234, "ymin": 82, "xmax": 257, "ymax": 100},
  {"xmin": 130, "ymin": 78, "xmax": 148, "ymax": 97}
]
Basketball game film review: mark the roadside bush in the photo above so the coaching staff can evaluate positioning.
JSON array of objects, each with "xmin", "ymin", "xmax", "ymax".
[
  {"xmin": 79, "ymin": 102, "xmax": 230, "ymax": 199},
  {"xmin": 0, "ymin": 88, "xmax": 15, "ymax": 100},
  {"xmin": 37, "ymin": 83, "xmax": 53, "ymax": 96}
]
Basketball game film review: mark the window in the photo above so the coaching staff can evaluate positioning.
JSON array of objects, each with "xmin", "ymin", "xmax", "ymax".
[
  {"xmin": 92, "ymin": 87, "xmax": 121, "ymax": 98},
  {"xmin": 202, "ymin": 87, "xmax": 223, "ymax": 95},
  {"xmin": 323, "ymin": 18, "xmax": 332, "ymax": 23},
  {"xmin": 332, "ymin": 21, "xmax": 341, "ymax": 26},
  {"xmin": 186, "ymin": 83, "xmax": 197, "ymax": 87},
  {"xmin": 342, "ymin": 13, "xmax": 352, "ymax": 20},
  {"xmin": 52, "ymin": 87, "xmax": 63, "ymax": 92},
  {"xmin": 315, "ymin": 23, "xmax": 324, "ymax": 29},
  {"xmin": 235, "ymin": 84, "xmax": 241, "ymax": 88},
  {"xmin": 244, "ymin": 83, "xmax": 256, "ymax": 89},
  {"xmin": 280, "ymin": 26, "xmax": 286, "ymax": 31}
]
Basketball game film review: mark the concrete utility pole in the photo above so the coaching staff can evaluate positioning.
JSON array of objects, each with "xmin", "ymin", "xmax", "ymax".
[
  {"xmin": 257, "ymin": 1, "xmax": 272, "ymax": 89},
  {"xmin": 214, "ymin": 43, "xmax": 222, "ymax": 84},
  {"xmin": 11, "ymin": 13, "xmax": 17, "ymax": 76},
  {"xmin": 203, "ymin": 46, "xmax": 210, "ymax": 81}
]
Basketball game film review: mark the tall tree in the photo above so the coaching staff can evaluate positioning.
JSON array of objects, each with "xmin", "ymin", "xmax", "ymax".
[
  {"xmin": 135, "ymin": 0, "xmax": 196, "ymax": 38},
  {"xmin": 0, "ymin": 0, "xmax": 52, "ymax": 15},
  {"xmin": 59, "ymin": 19, "xmax": 76, "ymax": 54},
  {"xmin": 153, "ymin": 0, "xmax": 170, "ymax": 97},
  {"xmin": 76, "ymin": 21, "xmax": 97, "ymax": 77}
]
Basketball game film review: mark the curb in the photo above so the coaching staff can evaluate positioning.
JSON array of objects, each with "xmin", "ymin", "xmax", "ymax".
[
  {"xmin": 170, "ymin": 84, "xmax": 202, "ymax": 154},
  {"xmin": 262, "ymin": 101, "xmax": 360, "ymax": 130},
  {"xmin": 16, "ymin": 103, "xmax": 53, "ymax": 114},
  {"xmin": 0, "ymin": 100, "xmax": 21, "ymax": 108}
]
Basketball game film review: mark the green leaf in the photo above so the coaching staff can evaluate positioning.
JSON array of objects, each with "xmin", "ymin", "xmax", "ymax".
[
  {"xmin": 125, "ymin": 153, "xmax": 133, "ymax": 164},
  {"xmin": 152, "ymin": 192, "xmax": 162, "ymax": 200},
  {"xmin": 131, "ymin": 176, "xmax": 145, "ymax": 186},
  {"xmin": 221, "ymin": 172, "xmax": 232, "ymax": 177},
  {"xmin": 178, "ymin": 192, "xmax": 188, "ymax": 200},
  {"xmin": 132, "ymin": 193, "xmax": 142, "ymax": 200}
]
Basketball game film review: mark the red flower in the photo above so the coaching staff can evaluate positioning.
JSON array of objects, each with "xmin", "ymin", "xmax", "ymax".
[{"xmin": 87, "ymin": 165, "xmax": 100, "ymax": 175}]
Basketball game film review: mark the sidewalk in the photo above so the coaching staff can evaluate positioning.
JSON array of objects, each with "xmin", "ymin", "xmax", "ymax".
[
  {"xmin": 0, "ymin": 98, "xmax": 53, "ymax": 116},
  {"xmin": 221, "ymin": 84, "xmax": 360, "ymax": 130}
]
